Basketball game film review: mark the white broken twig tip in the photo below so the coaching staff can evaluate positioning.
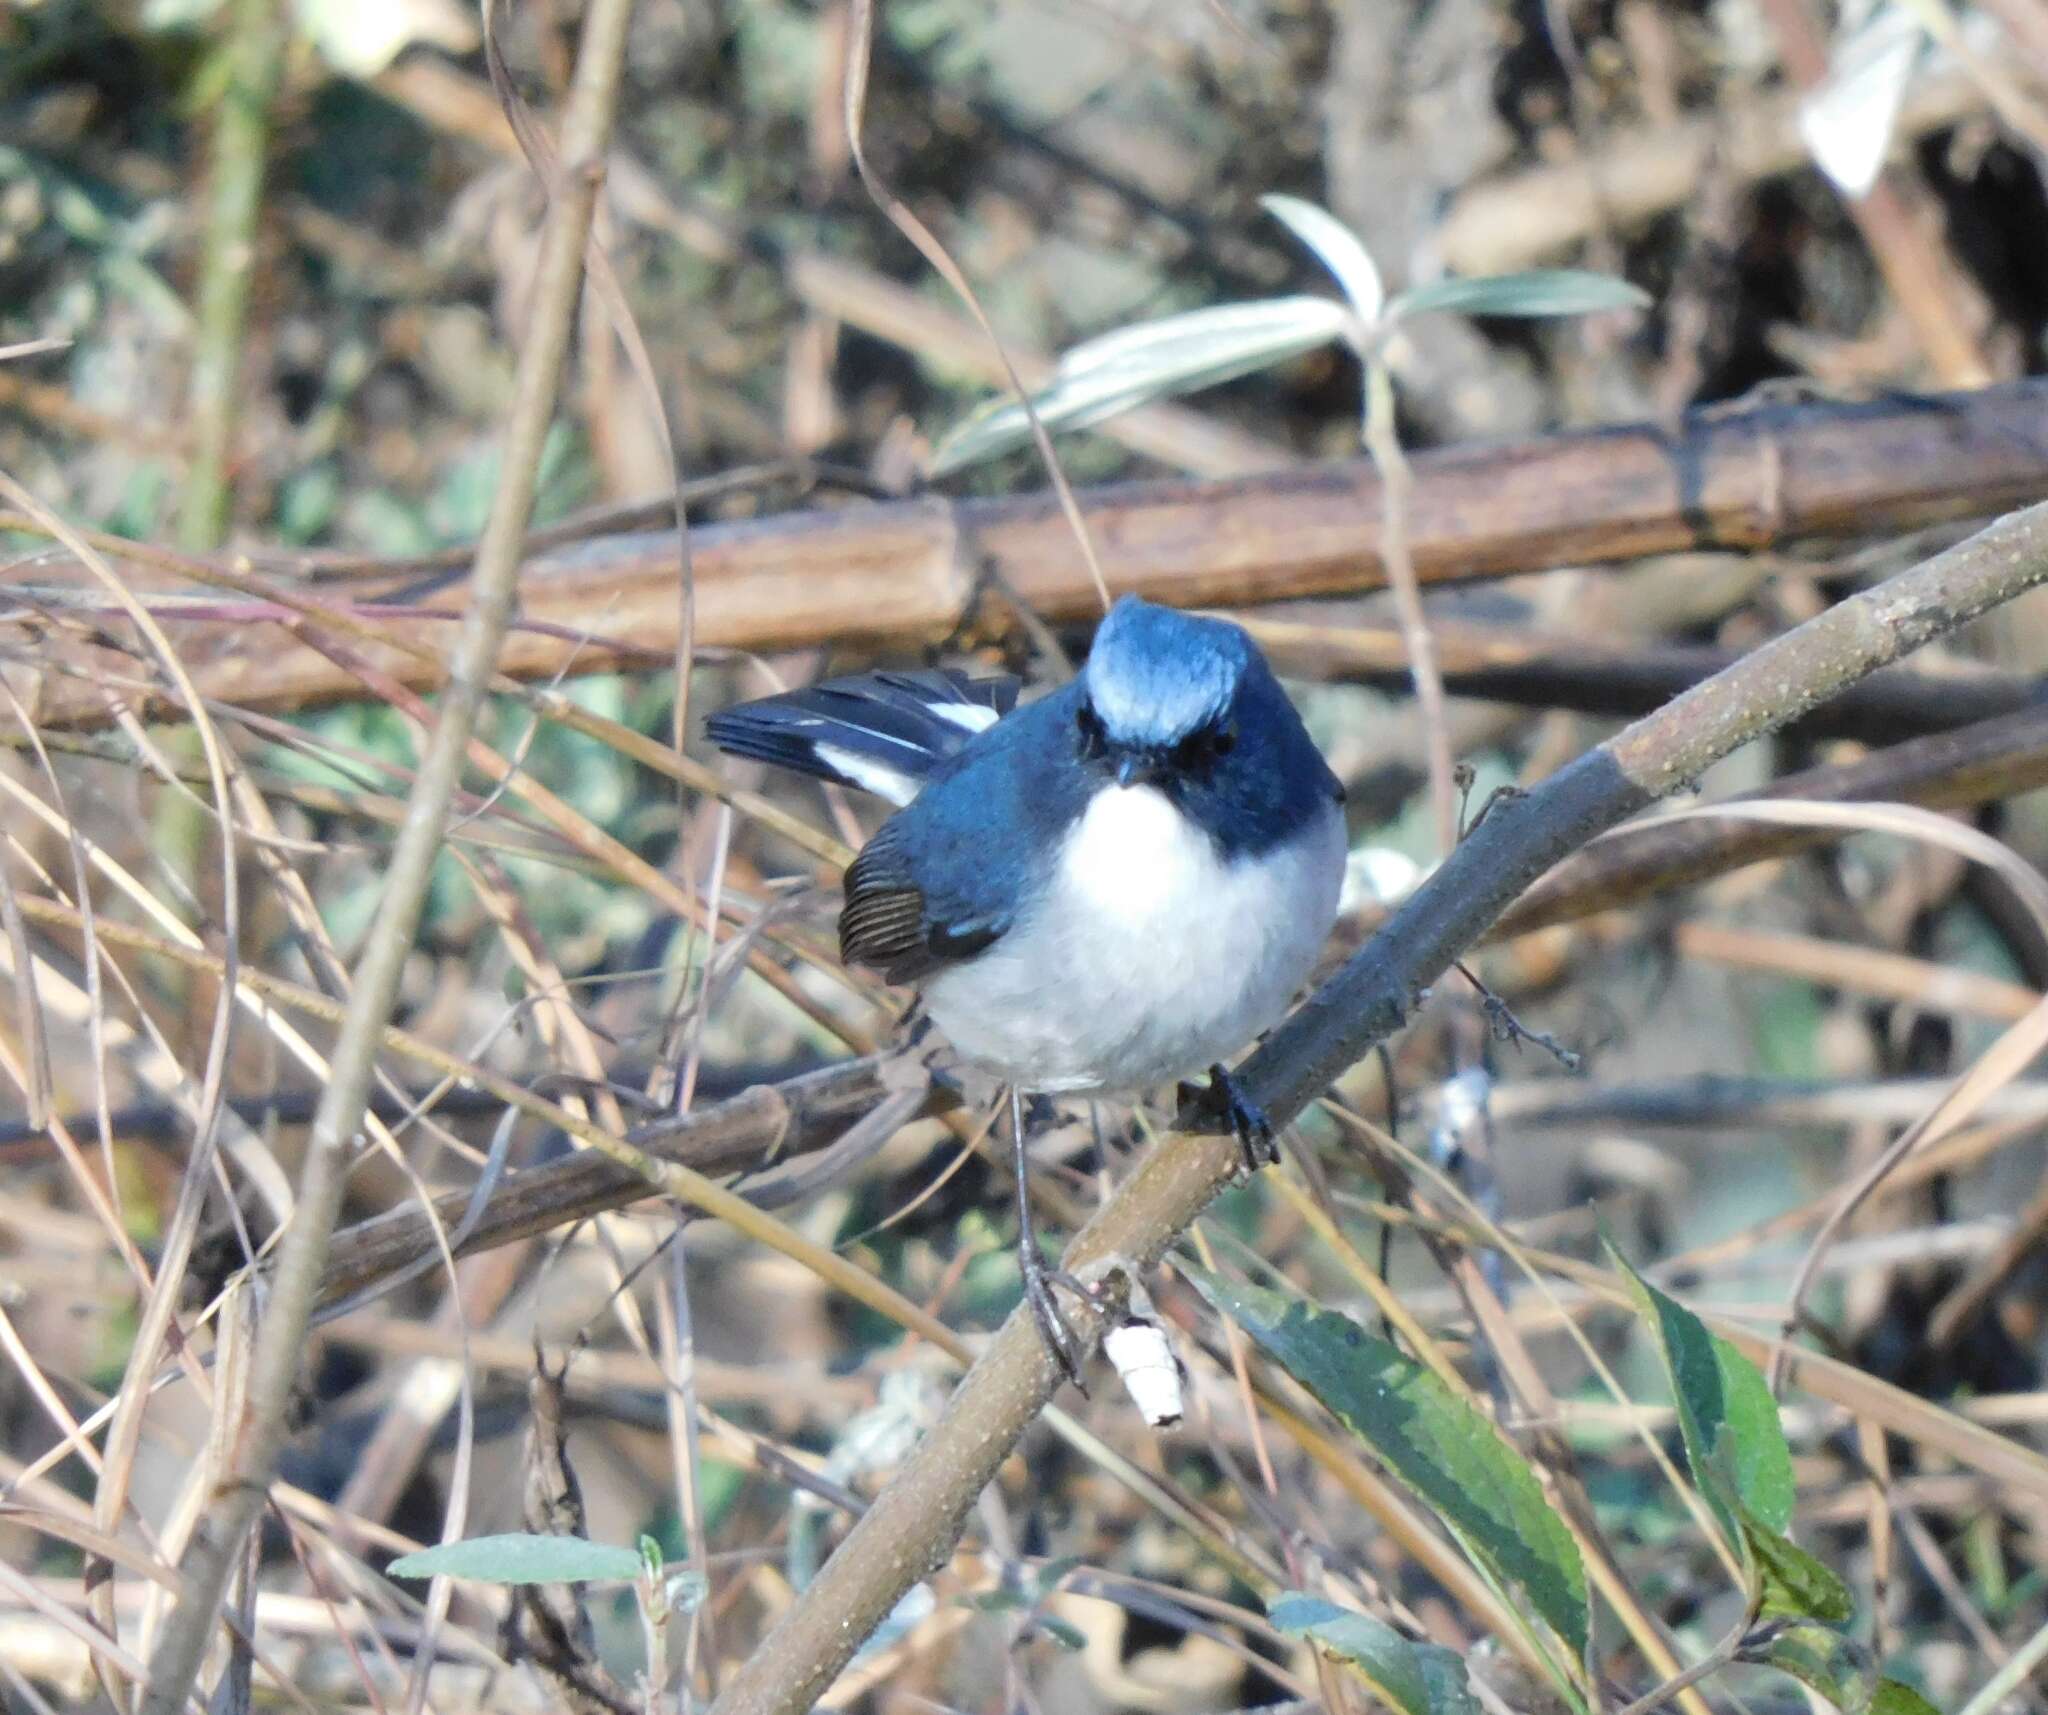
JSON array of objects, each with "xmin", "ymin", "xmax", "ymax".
[{"xmin": 1103, "ymin": 1317, "xmax": 1185, "ymax": 1428}]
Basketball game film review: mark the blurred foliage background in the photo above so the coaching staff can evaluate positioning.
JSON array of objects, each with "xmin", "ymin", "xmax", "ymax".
[{"xmin": 5, "ymin": 0, "xmax": 2048, "ymax": 1710}]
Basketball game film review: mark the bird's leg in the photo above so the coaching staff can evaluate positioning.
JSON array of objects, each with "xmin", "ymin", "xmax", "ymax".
[
  {"xmin": 1181, "ymin": 1063, "xmax": 1278, "ymax": 1174},
  {"xmin": 1010, "ymin": 1085, "xmax": 1089, "ymax": 1390}
]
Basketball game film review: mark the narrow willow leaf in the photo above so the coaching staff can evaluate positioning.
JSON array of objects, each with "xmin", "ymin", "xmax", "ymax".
[
  {"xmin": 1607, "ymin": 1241, "xmax": 1795, "ymax": 1542},
  {"xmin": 1870, "ymin": 1677, "xmax": 1942, "ymax": 1715},
  {"xmin": 927, "ymin": 295, "xmax": 1349, "ymax": 475},
  {"xmin": 1741, "ymin": 1505, "xmax": 1855, "ymax": 1623},
  {"xmin": 1192, "ymin": 1267, "xmax": 1588, "ymax": 1656},
  {"xmin": 1389, "ymin": 270, "xmax": 1649, "ymax": 323},
  {"xmin": 1037, "ymin": 1617, "xmax": 1087, "ymax": 1653},
  {"xmin": 1799, "ymin": 5, "xmax": 1924, "ymax": 199},
  {"xmin": 387, "ymin": 1533, "xmax": 642, "ymax": 1585},
  {"xmin": 1744, "ymin": 1620, "xmax": 1879, "ymax": 1712},
  {"xmin": 1262, "ymin": 194, "xmax": 1385, "ymax": 326},
  {"xmin": 1270, "ymin": 1595, "xmax": 1429, "ymax": 1715}
]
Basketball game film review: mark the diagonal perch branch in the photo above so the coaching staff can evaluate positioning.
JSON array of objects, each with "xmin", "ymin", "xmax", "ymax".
[{"xmin": 702, "ymin": 499, "xmax": 2048, "ymax": 1715}]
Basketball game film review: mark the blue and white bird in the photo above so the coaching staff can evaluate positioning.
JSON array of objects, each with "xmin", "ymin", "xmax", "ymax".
[{"xmin": 706, "ymin": 594, "xmax": 1346, "ymax": 1379}]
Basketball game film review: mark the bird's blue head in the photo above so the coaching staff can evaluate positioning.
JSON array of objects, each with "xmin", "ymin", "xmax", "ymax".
[
  {"xmin": 1077, "ymin": 595, "xmax": 1253, "ymax": 788},
  {"xmin": 1071, "ymin": 594, "xmax": 1341, "ymax": 853}
]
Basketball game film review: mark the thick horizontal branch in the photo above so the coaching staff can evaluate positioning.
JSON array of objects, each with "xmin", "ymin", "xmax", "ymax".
[
  {"xmin": 23, "ymin": 381, "xmax": 2048, "ymax": 727},
  {"xmin": 310, "ymin": 1056, "xmax": 912, "ymax": 1310}
]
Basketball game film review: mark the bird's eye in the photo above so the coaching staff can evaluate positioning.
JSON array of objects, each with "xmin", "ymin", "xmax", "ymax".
[
  {"xmin": 1075, "ymin": 703, "xmax": 1105, "ymax": 758},
  {"xmin": 1171, "ymin": 719, "xmax": 1233, "ymax": 772}
]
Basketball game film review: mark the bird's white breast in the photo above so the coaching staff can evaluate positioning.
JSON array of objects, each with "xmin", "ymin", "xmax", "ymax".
[{"xmin": 924, "ymin": 784, "xmax": 1345, "ymax": 1094}]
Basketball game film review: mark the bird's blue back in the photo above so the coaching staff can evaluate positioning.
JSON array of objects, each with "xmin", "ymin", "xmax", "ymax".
[{"xmin": 708, "ymin": 595, "xmax": 1343, "ymax": 984}]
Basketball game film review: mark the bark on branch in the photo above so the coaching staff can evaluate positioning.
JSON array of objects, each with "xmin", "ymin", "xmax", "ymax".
[{"xmin": 21, "ymin": 381, "xmax": 2048, "ymax": 728}]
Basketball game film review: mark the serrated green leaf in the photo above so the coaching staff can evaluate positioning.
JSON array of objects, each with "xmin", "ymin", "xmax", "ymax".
[
  {"xmin": 1270, "ymin": 1595, "xmax": 1429, "ymax": 1715},
  {"xmin": 1389, "ymin": 270, "xmax": 1649, "ymax": 323},
  {"xmin": 386, "ymin": 1533, "xmax": 642, "ymax": 1585},
  {"xmin": 1263, "ymin": 195, "xmax": 1384, "ymax": 326},
  {"xmin": 927, "ymin": 296, "xmax": 1350, "ymax": 474},
  {"xmin": 1870, "ymin": 1677, "xmax": 1942, "ymax": 1715},
  {"xmin": 1713, "ymin": 1341, "xmax": 1795, "ymax": 1529},
  {"xmin": 1741, "ymin": 1507, "xmax": 1855, "ymax": 1623},
  {"xmin": 1191, "ymin": 1267, "xmax": 1587, "ymax": 1656},
  {"xmin": 1607, "ymin": 1241, "xmax": 1795, "ymax": 1545},
  {"xmin": 1743, "ymin": 1621, "xmax": 1878, "ymax": 1711}
]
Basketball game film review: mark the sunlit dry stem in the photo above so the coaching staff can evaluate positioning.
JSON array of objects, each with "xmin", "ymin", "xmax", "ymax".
[{"xmin": 137, "ymin": 1, "xmax": 641, "ymax": 1707}]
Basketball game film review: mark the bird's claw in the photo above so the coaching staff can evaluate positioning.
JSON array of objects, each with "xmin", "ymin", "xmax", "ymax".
[
  {"xmin": 1182, "ymin": 1063, "xmax": 1278, "ymax": 1175},
  {"xmin": 1019, "ymin": 1238, "xmax": 1096, "ymax": 1391}
]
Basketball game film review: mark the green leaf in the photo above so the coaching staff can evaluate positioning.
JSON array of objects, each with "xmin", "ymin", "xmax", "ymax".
[
  {"xmin": 1414, "ymin": 1644, "xmax": 1484, "ymax": 1715},
  {"xmin": 386, "ymin": 1533, "xmax": 642, "ymax": 1586},
  {"xmin": 1191, "ymin": 1267, "xmax": 1587, "ymax": 1656},
  {"xmin": 1742, "ymin": 1506, "xmax": 1855, "ymax": 1623},
  {"xmin": 1263, "ymin": 195, "xmax": 1384, "ymax": 325},
  {"xmin": 964, "ymin": 1589, "xmax": 1031, "ymax": 1613},
  {"xmin": 1870, "ymin": 1678, "xmax": 1943, "ymax": 1715},
  {"xmin": 1270, "ymin": 1596, "xmax": 1430, "ymax": 1715},
  {"xmin": 1606, "ymin": 1241, "xmax": 1795, "ymax": 1543},
  {"xmin": 1388, "ymin": 270, "xmax": 1650, "ymax": 323},
  {"xmin": 1035, "ymin": 1617, "xmax": 1087, "ymax": 1653},
  {"xmin": 1032, "ymin": 1555, "xmax": 1084, "ymax": 1592},
  {"xmin": 927, "ymin": 296, "xmax": 1350, "ymax": 474},
  {"xmin": 1269, "ymin": 1595, "xmax": 1480, "ymax": 1715},
  {"xmin": 1742, "ymin": 1620, "xmax": 1878, "ymax": 1712}
]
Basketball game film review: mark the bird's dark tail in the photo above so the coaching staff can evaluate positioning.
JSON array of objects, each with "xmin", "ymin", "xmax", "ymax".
[{"xmin": 704, "ymin": 668, "xmax": 1020, "ymax": 805}]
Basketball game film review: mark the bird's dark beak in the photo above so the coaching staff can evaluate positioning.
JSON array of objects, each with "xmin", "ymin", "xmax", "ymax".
[{"xmin": 1115, "ymin": 750, "xmax": 1154, "ymax": 788}]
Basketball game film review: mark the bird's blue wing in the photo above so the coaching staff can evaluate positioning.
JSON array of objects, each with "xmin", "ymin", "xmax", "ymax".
[
  {"xmin": 839, "ymin": 688, "xmax": 1087, "ymax": 982},
  {"xmin": 840, "ymin": 816, "xmax": 1012, "ymax": 980}
]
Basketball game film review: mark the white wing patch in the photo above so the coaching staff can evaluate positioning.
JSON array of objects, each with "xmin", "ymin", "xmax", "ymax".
[
  {"xmin": 814, "ymin": 742, "xmax": 919, "ymax": 806},
  {"xmin": 929, "ymin": 701, "xmax": 1002, "ymax": 735}
]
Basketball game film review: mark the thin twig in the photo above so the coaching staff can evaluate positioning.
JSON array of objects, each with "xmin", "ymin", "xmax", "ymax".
[
  {"xmin": 178, "ymin": 0, "xmax": 286, "ymax": 550},
  {"xmin": 1956, "ymin": 1612, "xmax": 2048, "ymax": 1715},
  {"xmin": 840, "ymin": 0, "xmax": 1112, "ymax": 614},
  {"xmin": 137, "ymin": 0, "xmax": 642, "ymax": 1706}
]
